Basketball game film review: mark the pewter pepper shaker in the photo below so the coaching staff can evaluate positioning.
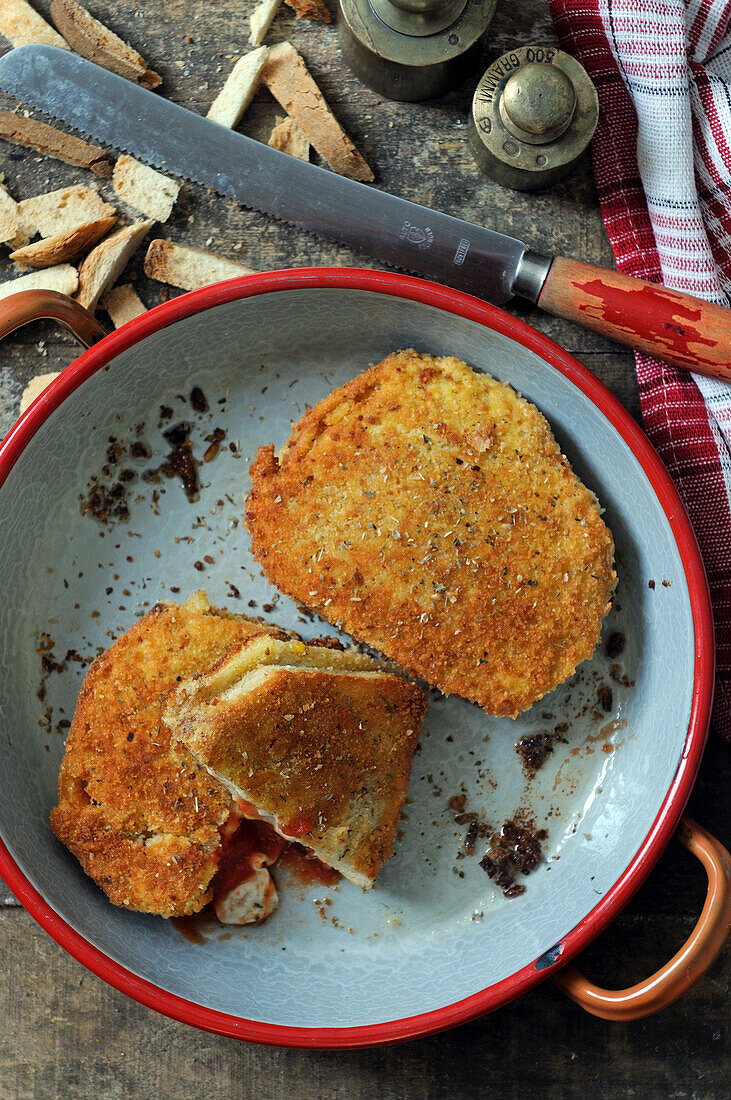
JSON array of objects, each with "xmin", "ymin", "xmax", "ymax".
[{"xmin": 469, "ymin": 45, "xmax": 599, "ymax": 190}]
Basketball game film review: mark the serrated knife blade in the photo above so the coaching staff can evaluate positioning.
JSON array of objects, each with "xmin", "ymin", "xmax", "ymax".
[
  {"xmin": 0, "ymin": 45, "xmax": 550, "ymax": 305},
  {"xmin": 3, "ymin": 45, "xmax": 730, "ymax": 379}
]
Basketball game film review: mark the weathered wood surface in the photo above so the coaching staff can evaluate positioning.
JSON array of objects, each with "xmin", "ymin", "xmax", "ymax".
[{"xmin": 0, "ymin": 2, "xmax": 728, "ymax": 1098}]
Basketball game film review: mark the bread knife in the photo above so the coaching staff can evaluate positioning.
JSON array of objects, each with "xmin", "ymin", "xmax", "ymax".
[{"xmin": 1, "ymin": 45, "xmax": 729, "ymax": 379}]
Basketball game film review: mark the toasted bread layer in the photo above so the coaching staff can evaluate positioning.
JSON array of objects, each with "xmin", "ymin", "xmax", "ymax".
[
  {"xmin": 50, "ymin": 592, "xmax": 289, "ymax": 917},
  {"xmin": 166, "ymin": 662, "xmax": 426, "ymax": 888},
  {"xmin": 169, "ymin": 632, "xmax": 388, "ymax": 711},
  {"xmin": 246, "ymin": 350, "xmax": 616, "ymax": 718}
]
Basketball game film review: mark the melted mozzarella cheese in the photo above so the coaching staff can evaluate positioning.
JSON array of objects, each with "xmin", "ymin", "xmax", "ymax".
[{"xmin": 214, "ymin": 854, "xmax": 279, "ymax": 925}]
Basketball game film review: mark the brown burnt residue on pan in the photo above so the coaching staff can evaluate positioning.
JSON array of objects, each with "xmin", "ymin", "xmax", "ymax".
[
  {"xmin": 610, "ymin": 663, "xmax": 634, "ymax": 688},
  {"xmin": 203, "ymin": 427, "xmax": 226, "ymax": 463},
  {"xmin": 189, "ymin": 385, "xmax": 209, "ymax": 413},
  {"xmin": 80, "ymin": 386, "xmax": 228, "ymax": 522},
  {"xmin": 479, "ymin": 819, "xmax": 548, "ymax": 899},
  {"xmin": 516, "ymin": 723, "xmax": 569, "ymax": 777},
  {"xmin": 447, "ymin": 794, "xmax": 492, "ymax": 856},
  {"xmin": 446, "ymin": 796, "xmax": 547, "ymax": 897},
  {"xmin": 574, "ymin": 717, "xmax": 629, "ymax": 753},
  {"xmin": 157, "ymin": 421, "xmax": 200, "ymax": 502},
  {"xmin": 81, "ymin": 428, "xmax": 150, "ymax": 524}
]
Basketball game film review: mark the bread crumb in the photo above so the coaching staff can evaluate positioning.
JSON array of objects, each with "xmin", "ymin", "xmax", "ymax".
[
  {"xmin": 268, "ymin": 115, "xmax": 310, "ymax": 161},
  {"xmin": 113, "ymin": 156, "xmax": 180, "ymax": 222},
  {"xmin": 0, "ymin": 0, "xmax": 69, "ymax": 49},
  {"xmin": 101, "ymin": 283, "xmax": 147, "ymax": 328},
  {"xmin": 0, "ymin": 263, "xmax": 78, "ymax": 302},
  {"xmin": 19, "ymin": 372, "xmax": 62, "ymax": 414},
  {"xmin": 144, "ymin": 239, "xmax": 254, "ymax": 291}
]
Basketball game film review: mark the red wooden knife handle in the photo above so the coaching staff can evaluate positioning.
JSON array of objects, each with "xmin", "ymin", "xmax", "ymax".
[{"xmin": 537, "ymin": 257, "xmax": 731, "ymax": 380}]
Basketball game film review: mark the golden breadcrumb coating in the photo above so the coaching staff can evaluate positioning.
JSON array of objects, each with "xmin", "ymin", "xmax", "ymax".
[
  {"xmin": 246, "ymin": 350, "xmax": 616, "ymax": 717},
  {"xmin": 50, "ymin": 592, "xmax": 287, "ymax": 917},
  {"xmin": 165, "ymin": 637, "xmax": 427, "ymax": 888}
]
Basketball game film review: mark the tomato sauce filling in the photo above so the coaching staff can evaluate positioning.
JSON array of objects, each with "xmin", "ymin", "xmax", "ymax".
[
  {"xmin": 212, "ymin": 818, "xmax": 287, "ymax": 903},
  {"xmin": 212, "ymin": 801, "xmax": 339, "ymax": 905},
  {"xmin": 278, "ymin": 845, "xmax": 340, "ymax": 887}
]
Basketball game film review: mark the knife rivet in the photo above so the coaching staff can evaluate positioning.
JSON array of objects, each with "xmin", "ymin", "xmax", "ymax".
[{"xmin": 468, "ymin": 45, "xmax": 599, "ymax": 191}]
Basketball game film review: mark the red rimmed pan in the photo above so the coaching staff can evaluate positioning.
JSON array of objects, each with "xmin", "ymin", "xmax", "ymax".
[{"xmin": 0, "ymin": 268, "xmax": 728, "ymax": 1047}]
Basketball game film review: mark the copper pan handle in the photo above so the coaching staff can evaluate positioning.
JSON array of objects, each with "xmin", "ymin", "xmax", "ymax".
[
  {"xmin": 553, "ymin": 818, "xmax": 731, "ymax": 1020},
  {"xmin": 0, "ymin": 290, "xmax": 108, "ymax": 347}
]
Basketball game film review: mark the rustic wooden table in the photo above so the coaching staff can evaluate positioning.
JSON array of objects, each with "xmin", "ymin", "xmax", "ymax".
[{"xmin": 1, "ymin": 2, "xmax": 728, "ymax": 1097}]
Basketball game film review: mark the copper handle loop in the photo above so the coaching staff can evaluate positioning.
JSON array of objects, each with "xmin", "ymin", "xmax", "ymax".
[
  {"xmin": 0, "ymin": 290, "xmax": 108, "ymax": 348},
  {"xmin": 552, "ymin": 817, "xmax": 731, "ymax": 1021}
]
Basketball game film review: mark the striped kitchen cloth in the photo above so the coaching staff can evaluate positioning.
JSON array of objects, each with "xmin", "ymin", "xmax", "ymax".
[{"xmin": 547, "ymin": 0, "xmax": 731, "ymax": 740}]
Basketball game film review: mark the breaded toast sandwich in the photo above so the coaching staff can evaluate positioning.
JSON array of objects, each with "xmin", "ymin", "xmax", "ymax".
[
  {"xmin": 51, "ymin": 592, "xmax": 425, "ymax": 922},
  {"xmin": 50, "ymin": 591, "xmax": 286, "ymax": 918},
  {"xmin": 164, "ymin": 635, "xmax": 427, "ymax": 893},
  {"xmin": 246, "ymin": 350, "xmax": 616, "ymax": 718}
]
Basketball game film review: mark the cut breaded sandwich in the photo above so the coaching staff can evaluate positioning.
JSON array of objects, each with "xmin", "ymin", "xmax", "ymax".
[
  {"xmin": 50, "ymin": 591, "xmax": 290, "ymax": 918},
  {"xmin": 51, "ymin": 592, "xmax": 424, "ymax": 921},
  {"xmin": 165, "ymin": 636, "xmax": 426, "ymax": 889},
  {"xmin": 246, "ymin": 349, "xmax": 617, "ymax": 719}
]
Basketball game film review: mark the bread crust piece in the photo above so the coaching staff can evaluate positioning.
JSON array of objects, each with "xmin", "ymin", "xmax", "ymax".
[
  {"xmin": 246, "ymin": 350, "xmax": 617, "ymax": 718},
  {"xmin": 50, "ymin": 592, "xmax": 291, "ymax": 918},
  {"xmin": 101, "ymin": 283, "xmax": 146, "ymax": 328},
  {"xmin": 268, "ymin": 115, "xmax": 310, "ymax": 161},
  {"xmin": 0, "ymin": 263, "xmax": 78, "ymax": 302},
  {"xmin": 76, "ymin": 221, "xmax": 153, "ymax": 311},
  {"xmin": 0, "ymin": 177, "xmax": 29, "ymax": 249},
  {"xmin": 166, "ymin": 657, "xmax": 426, "ymax": 888},
  {"xmin": 50, "ymin": 0, "xmax": 161, "ymax": 87},
  {"xmin": 18, "ymin": 185, "xmax": 115, "ymax": 239},
  {"xmin": 0, "ymin": 0, "xmax": 69, "ymax": 49},
  {"xmin": 261, "ymin": 43, "xmax": 374, "ymax": 182},
  {"xmin": 113, "ymin": 156, "xmax": 180, "ymax": 222},
  {"xmin": 284, "ymin": 0, "xmax": 331, "ymax": 21},
  {"xmin": 249, "ymin": 0, "xmax": 283, "ymax": 47},
  {"xmin": 19, "ymin": 371, "xmax": 61, "ymax": 413},
  {"xmin": 0, "ymin": 112, "xmax": 112, "ymax": 176},
  {"xmin": 9, "ymin": 216, "xmax": 117, "ymax": 269},
  {"xmin": 206, "ymin": 47, "xmax": 270, "ymax": 129},
  {"xmin": 143, "ymin": 239, "xmax": 254, "ymax": 291}
]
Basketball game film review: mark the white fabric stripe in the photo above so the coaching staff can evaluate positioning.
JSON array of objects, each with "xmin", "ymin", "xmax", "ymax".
[{"xmin": 600, "ymin": 0, "xmax": 731, "ymax": 461}]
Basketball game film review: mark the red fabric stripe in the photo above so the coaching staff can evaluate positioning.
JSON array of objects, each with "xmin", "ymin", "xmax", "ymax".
[
  {"xmin": 692, "ymin": 65, "xmax": 731, "ymax": 175},
  {"xmin": 548, "ymin": 0, "xmax": 731, "ymax": 740}
]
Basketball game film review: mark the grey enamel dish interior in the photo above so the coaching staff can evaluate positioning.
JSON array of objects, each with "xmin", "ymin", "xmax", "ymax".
[{"xmin": 0, "ymin": 271, "xmax": 714, "ymax": 1044}]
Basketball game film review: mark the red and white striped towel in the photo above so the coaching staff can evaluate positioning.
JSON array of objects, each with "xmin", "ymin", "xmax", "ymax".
[{"xmin": 548, "ymin": 0, "xmax": 731, "ymax": 740}]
